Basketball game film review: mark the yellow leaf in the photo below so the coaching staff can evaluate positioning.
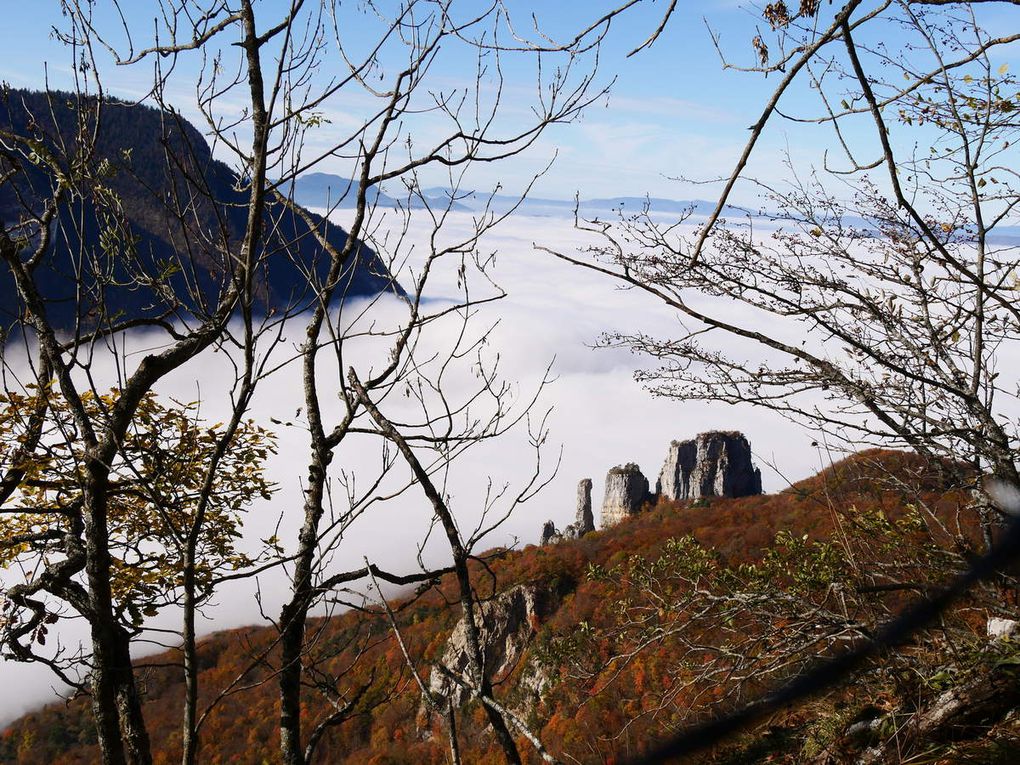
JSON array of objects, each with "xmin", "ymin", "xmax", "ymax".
[{"xmin": 1000, "ymin": 63, "xmax": 1010, "ymax": 76}]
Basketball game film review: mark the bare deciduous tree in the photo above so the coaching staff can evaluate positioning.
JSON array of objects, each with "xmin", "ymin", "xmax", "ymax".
[
  {"xmin": 538, "ymin": 2, "xmax": 1020, "ymax": 760},
  {"xmin": 0, "ymin": 1, "xmax": 652, "ymax": 763},
  {"xmin": 549, "ymin": 1, "xmax": 1020, "ymax": 535}
]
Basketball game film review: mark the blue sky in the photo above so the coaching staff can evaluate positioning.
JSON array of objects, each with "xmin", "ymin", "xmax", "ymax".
[{"xmin": 0, "ymin": 2, "xmax": 1015, "ymax": 203}]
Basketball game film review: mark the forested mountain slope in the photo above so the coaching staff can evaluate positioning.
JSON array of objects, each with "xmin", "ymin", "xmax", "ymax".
[{"xmin": 3, "ymin": 450, "xmax": 1018, "ymax": 764}]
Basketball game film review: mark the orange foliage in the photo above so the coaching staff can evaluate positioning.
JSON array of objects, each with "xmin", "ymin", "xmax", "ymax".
[{"xmin": 0, "ymin": 450, "xmax": 992, "ymax": 764}]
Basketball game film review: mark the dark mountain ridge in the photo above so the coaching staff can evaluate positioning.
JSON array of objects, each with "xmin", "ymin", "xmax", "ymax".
[{"xmin": 0, "ymin": 89, "xmax": 400, "ymax": 331}]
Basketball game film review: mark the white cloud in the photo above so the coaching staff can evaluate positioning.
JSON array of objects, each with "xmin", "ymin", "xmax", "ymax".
[{"xmin": 0, "ymin": 210, "xmax": 817, "ymax": 725}]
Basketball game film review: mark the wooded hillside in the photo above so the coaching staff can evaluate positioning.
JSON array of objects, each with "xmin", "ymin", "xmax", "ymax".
[{"xmin": 4, "ymin": 450, "xmax": 1017, "ymax": 764}]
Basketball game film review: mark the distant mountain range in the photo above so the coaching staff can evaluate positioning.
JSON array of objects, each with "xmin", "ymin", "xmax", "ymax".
[
  {"xmin": 292, "ymin": 173, "xmax": 751, "ymax": 219},
  {"xmin": 0, "ymin": 91, "xmax": 399, "ymax": 331},
  {"xmin": 294, "ymin": 173, "xmax": 1020, "ymax": 245},
  {"xmin": 288, "ymin": 173, "xmax": 472, "ymax": 212}
]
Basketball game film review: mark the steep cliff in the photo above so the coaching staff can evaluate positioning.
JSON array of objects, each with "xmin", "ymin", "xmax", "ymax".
[
  {"xmin": 0, "ymin": 89, "xmax": 400, "ymax": 330},
  {"xmin": 657, "ymin": 431, "xmax": 762, "ymax": 501},
  {"xmin": 427, "ymin": 584, "xmax": 550, "ymax": 708}
]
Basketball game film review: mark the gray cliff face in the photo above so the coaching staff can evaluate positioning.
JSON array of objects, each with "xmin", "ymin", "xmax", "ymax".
[
  {"xmin": 543, "ymin": 432, "xmax": 761, "ymax": 537},
  {"xmin": 427, "ymin": 584, "xmax": 546, "ymax": 708},
  {"xmin": 657, "ymin": 431, "xmax": 762, "ymax": 501},
  {"xmin": 600, "ymin": 463, "xmax": 650, "ymax": 528},
  {"xmin": 539, "ymin": 478, "xmax": 594, "ymax": 545}
]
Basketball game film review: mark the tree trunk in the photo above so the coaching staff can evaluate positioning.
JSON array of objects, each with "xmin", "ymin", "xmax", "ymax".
[
  {"xmin": 181, "ymin": 564, "xmax": 199, "ymax": 765},
  {"xmin": 452, "ymin": 557, "xmax": 523, "ymax": 765},
  {"xmin": 114, "ymin": 630, "xmax": 152, "ymax": 765},
  {"xmin": 84, "ymin": 456, "xmax": 151, "ymax": 765},
  {"xmin": 279, "ymin": 451, "xmax": 330, "ymax": 765}
]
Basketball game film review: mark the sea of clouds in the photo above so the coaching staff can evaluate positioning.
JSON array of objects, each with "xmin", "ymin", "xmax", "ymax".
[{"xmin": 0, "ymin": 210, "xmax": 821, "ymax": 725}]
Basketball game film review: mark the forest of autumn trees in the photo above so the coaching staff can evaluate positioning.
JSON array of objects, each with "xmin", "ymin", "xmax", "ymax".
[
  {"xmin": 4, "ymin": 450, "xmax": 1020, "ymax": 763},
  {"xmin": 2, "ymin": 1, "xmax": 1020, "ymax": 764}
]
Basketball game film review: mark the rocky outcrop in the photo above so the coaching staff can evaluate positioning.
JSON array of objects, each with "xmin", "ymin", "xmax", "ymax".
[
  {"xmin": 601, "ymin": 463, "xmax": 650, "ymax": 528},
  {"xmin": 547, "ymin": 432, "xmax": 761, "ymax": 535},
  {"xmin": 540, "ymin": 520, "xmax": 562, "ymax": 546},
  {"xmin": 657, "ymin": 431, "xmax": 762, "ymax": 501},
  {"xmin": 570, "ymin": 478, "xmax": 595, "ymax": 537},
  {"xmin": 988, "ymin": 617, "xmax": 1019, "ymax": 639},
  {"xmin": 427, "ymin": 584, "xmax": 549, "ymax": 707},
  {"xmin": 539, "ymin": 478, "xmax": 595, "ymax": 545}
]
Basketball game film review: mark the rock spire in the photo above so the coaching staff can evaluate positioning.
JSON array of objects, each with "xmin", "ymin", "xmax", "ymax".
[
  {"xmin": 540, "ymin": 478, "xmax": 595, "ymax": 545},
  {"xmin": 600, "ymin": 463, "xmax": 651, "ymax": 528},
  {"xmin": 538, "ymin": 431, "xmax": 763, "ymax": 540}
]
